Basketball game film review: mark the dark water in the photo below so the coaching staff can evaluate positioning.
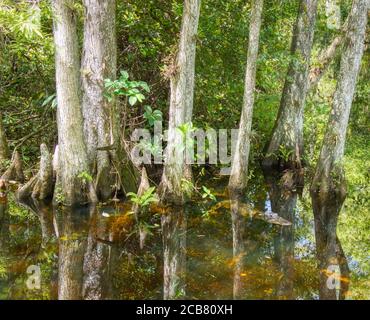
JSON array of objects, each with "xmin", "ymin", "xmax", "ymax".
[{"xmin": 0, "ymin": 175, "xmax": 368, "ymax": 300}]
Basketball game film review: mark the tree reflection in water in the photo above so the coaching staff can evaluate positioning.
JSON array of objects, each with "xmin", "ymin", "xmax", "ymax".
[
  {"xmin": 264, "ymin": 172, "xmax": 296, "ymax": 300},
  {"xmin": 0, "ymin": 178, "xmax": 357, "ymax": 300},
  {"xmin": 311, "ymin": 187, "xmax": 350, "ymax": 300},
  {"xmin": 0, "ymin": 192, "xmax": 9, "ymax": 254},
  {"xmin": 229, "ymin": 196, "xmax": 246, "ymax": 300},
  {"xmin": 161, "ymin": 206, "xmax": 187, "ymax": 300},
  {"xmin": 56, "ymin": 205, "xmax": 115, "ymax": 300},
  {"xmin": 56, "ymin": 206, "xmax": 89, "ymax": 300}
]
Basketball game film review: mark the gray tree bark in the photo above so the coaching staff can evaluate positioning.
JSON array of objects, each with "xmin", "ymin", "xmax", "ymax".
[
  {"xmin": 228, "ymin": 0, "xmax": 264, "ymax": 300},
  {"xmin": 228, "ymin": 0, "xmax": 264, "ymax": 195},
  {"xmin": 263, "ymin": 0, "xmax": 318, "ymax": 169},
  {"xmin": 52, "ymin": 0, "xmax": 96, "ymax": 206},
  {"xmin": 17, "ymin": 144, "xmax": 54, "ymax": 201},
  {"xmin": 82, "ymin": 0, "xmax": 116, "ymax": 201},
  {"xmin": 160, "ymin": 0, "xmax": 201, "ymax": 204},
  {"xmin": 81, "ymin": 0, "xmax": 138, "ymax": 201},
  {"xmin": 310, "ymin": 0, "xmax": 368, "ymax": 300},
  {"xmin": 1, "ymin": 150, "xmax": 24, "ymax": 182},
  {"xmin": 32, "ymin": 144, "xmax": 54, "ymax": 200}
]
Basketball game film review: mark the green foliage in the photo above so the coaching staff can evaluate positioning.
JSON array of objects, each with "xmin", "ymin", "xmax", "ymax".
[
  {"xmin": 138, "ymin": 140, "xmax": 162, "ymax": 158},
  {"xmin": 127, "ymin": 187, "xmax": 158, "ymax": 208},
  {"xmin": 176, "ymin": 122, "xmax": 197, "ymax": 157},
  {"xmin": 181, "ymin": 178, "xmax": 195, "ymax": 197},
  {"xmin": 176, "ymin": 122, "xmax": 196, "ymax": 137},
  {"xmin": 143, "ymin": 105, "xmax": 162, "ymax": 126},
  {"xmin": 0, "ymin": 0, "xmax": 369, "ymax": 300},
  {"xmin": 278, "ymin": 145, "xmax": 294, "ymax": 162},
  {"xmin": 41, "ymin": 93, "xmax": 57, "ymax": 109},
  {"xmin": 104, "ymin": 70, "xmax": 150, "ymax": 105},
  {"xmin": 0, "ymin": 0, "xmax": 55, "ymax": 161},
  {"xmin": 201, "ymin": 186, "xmax": 216, "ymax": 202},
  {"xmin": 54, "ymin": 186, "xmax": 65, "ymax": 204},
  {"xmin": 0, "ymin": 257, "xmax": 7, "ymax": 279},
  {"xmin": 77, "ymin": 171, "xmax": 93, "ymax": 185},
  {"xmin": 0, "ymin": 1, "xmax": 43, "ymax": 39}
]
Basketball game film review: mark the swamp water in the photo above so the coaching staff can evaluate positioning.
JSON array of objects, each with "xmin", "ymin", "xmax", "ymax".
[{"xmin": 0, "ymin": 174, "xmax": 368, "ymax": 300}]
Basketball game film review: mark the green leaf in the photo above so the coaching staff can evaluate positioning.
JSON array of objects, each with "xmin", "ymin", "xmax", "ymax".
[
  {"xmin": 129, "ymin": 96, "xmax": 138, "ymax": 106},
  {"xmin": 140, "ymin": 82, "xmax": 150, "ymax": 93},
  {"xmin": 144, "ymin": 105, "xmax": 152, "ymax": 113},
  {"xmin": 136, "ymin": 93, "xmax": 145, "ymax": 102},
  {"xmin": 120, "ymin": 70, "xmax": 129, "ymax": 80},
  {"xmin": 42, "ymin": 94, "xmax": 56, "ymax": 107}
]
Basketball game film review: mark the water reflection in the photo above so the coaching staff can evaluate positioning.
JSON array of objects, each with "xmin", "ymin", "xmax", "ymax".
[
  {"xmin": 0, "ymin": 175, "xmax": 361, "ymax": 300},
  {"xmin": 0, "ymin": 192, "xmax": 9, "ymax": 253},
  {"xmin": 82, "ymin": 206, "xmax": 114, "ymax": 300},
  {"xmin": 17, "ymin": 199, "xmax": 55, "ymax": 246},
  {"xmin": 55, "ymin": 205, "xmax": 116, "ymax": 300},
  {"xmin": 264, "ymin": 173, "xmax": 296, "ymax": 300},
  {"xmin": 311, "ymin": 190, "xmax": 350, "ymax": 300},
  {"xmin": 229, "ymin": 197, "xmax": 246, "ymax": 299},
  {"xmin": 56, "ymin": 206, "xmax": 89, "ymax": 300},
  {"xmin": 162, "ymin": 206, "xmax": 187, "ymax": 300},
  {"xmin": 229, "ymin": 190, "xmax": 295, "ymax": 300}
]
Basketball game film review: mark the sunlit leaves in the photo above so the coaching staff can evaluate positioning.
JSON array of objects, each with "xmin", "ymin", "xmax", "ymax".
[
  {"xmin": 0, "ymin": 1, "xmax": 43, "ymax": 39},
  {"xmin": 77, "ymin": 171, "xmax": 93, "ymax": 185},
  {"xmin": 104, "ymin": 70, "xmax": 150, "ymax": 106},
  {"xmin": 127, "ymin": 187, "xmax": 158, "ymax": 208},
  {"xmin": 201, "ymin": 186, "xmax": 217, "ymax": 201},
  {"xmin": 41, "ymin": 93, "xmax": 57, "ymax": 109}
]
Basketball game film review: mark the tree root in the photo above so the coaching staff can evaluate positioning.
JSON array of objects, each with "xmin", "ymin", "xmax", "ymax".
[
  {"xmin": 1, "ymin": 150, "xmax": 24, "ymax": 183},
  {"xmin": 17, "ymin": 144, "xmax": 54, "ymax": 202}
]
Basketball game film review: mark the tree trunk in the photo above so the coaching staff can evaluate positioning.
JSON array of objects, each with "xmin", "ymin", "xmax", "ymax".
[
  {"xmin": 81, "ymin": 0, "xmax": 138, "ymax": 201},
  {"xmin": 0, "ymin": 113, "xmax": 9, "ymax": 171},
  {"xmin": 160, "ymin": 0, "xmax": 201, "ymax": 204},
  {"xmin": 32, "ymin": 144, "xmax": 54, "ymax": 200},
  {"xmin": 310, "ymin": 0, "xmax": 368, "ymax": 300},
  {"xmin": 18, "ymin": 144, "xmax": 54, "ymax": 201},
  {"xmin": 1, "ymin": 150, "xmax": 24, "ymax": 183},
  {"xmin": 228, "ymin": 0, "xmax": 264, "ymax": 195},
  {"xmin": 263, "ymin": 0, "xmax": 318, "ymax": 169},
  {"xmin": 52, "ymin": 0, "xmax": 96, "ymax": 206}
]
